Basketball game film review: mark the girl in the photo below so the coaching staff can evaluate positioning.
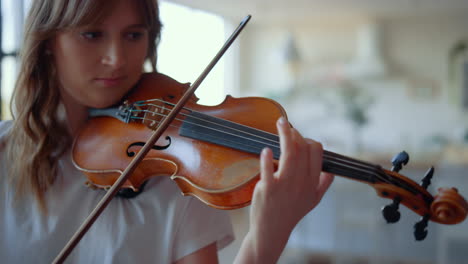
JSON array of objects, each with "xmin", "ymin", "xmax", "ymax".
[{"xmin": 0, "ymin": 0, "xmax": 333, "ymax": 263}]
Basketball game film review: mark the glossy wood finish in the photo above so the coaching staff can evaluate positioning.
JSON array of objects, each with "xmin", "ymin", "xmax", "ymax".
[
  {"xmin": 374, "ymin": 169, "xmax": 467, "ymax": 224},
  {"xmin": 73, "ymin": 72, "xmax": 284, "ymax": 209},
  {"xmin": 73, "ymin": 72, "xmax": 468, "ymax": 224}
]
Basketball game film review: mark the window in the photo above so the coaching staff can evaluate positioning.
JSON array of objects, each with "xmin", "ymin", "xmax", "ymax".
[
  {"xmin": 0, "ymin": 0, "xmax": 27, "ymax": 120},
  {"xmin": 158, "ymin": 1, "xmax": 225, "ymax": 106},
  {"xmin": 0, "ymin": 1, "xmax": 226, "ymax": 120}
]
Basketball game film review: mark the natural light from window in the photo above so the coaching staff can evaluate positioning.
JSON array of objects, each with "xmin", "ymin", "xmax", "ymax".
[
  {"xmin": 0, "ymin": 1, "xmax": 226, "ymax": 119},
  {"xmin": 158, "ymin": 1, "xmax": 225, "ymax": 106}
]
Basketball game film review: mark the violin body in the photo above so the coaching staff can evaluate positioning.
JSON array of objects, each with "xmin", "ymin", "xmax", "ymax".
[{"xmin": 73, "ymin": 72, "xmax": 284, "ymax": 209}]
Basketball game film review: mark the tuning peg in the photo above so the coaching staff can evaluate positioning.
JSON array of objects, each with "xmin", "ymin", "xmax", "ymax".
[
  {"xmin": 414, "ymin": 214, "xmax": 430, "ymax": 241},
  {"xmin": 421, "ymin": 167, "xmax": 434, "ymax": 189},
  {"xmin": 391, "ymin": 151, "xmax": 410, "ymax": 172},
  {"xmin": 382, "ymin": 197, "xmax": 401, "ymax": 223}
]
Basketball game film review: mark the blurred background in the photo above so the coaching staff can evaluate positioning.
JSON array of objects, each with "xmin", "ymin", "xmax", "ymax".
[{"xmin": 1, "ymin": 0, "xmax": 468, "ymax": 263}]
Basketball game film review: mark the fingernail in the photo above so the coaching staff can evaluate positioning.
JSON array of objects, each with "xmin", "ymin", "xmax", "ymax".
[
  {"xmin": 261, "ymin": 147, "xmax": 269, "ymax": 156},
  {"xmin": 278, "ymin": 117, "xmax": 286, "ymax": 125}
]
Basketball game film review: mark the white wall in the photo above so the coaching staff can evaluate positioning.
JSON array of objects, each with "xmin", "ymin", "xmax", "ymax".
[
  {"xmin": 222, "ymin": 13, "xmax": 468, "ymax": 264},
  {"xmin": 230, "ymin": 14, "xmax": 468, "ymax": 162}
]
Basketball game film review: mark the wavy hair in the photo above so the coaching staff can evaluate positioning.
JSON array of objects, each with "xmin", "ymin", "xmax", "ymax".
[{"xmin": 7, "ymin": 0, "xmax": 162, "ymax": 212}]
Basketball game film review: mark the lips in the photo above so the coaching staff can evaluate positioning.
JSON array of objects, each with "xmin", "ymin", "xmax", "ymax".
[{"xmin": 94, "ymin": 76, "xmax": 127, "ymax": 87}]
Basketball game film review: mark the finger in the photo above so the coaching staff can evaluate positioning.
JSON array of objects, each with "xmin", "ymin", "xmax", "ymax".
[
  {"xmin": 260, "ymin": 147, "xmax": 275, "ymax": 187},
  {"xmin": 305, "ymin": 138, "xmax": 323, "ymax": 161},
  {"xmin": 306, "ymin": 139, "xmax": 323, "ymax": 187},
  {"xmin": 291, "ymin": 128, "xmax": 308, "ymax": 182},
  {"xmin": 277, "ymin": 117, "xmax": 294, "ymax": 178},
  {"xmin": 315, "ymin": 172, "xmax": 334, "ymax": 201}
]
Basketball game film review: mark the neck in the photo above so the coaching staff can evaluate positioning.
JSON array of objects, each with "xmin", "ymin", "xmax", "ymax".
[
  {"xmin": 178, "ymin": 111, "xmax": 381, "ymax": 184},
  {"xmin": 60, "ymin": 90, "xmax": 89, "ymax": 138},
  {"xmin": 321, "ymin": 150, "xmax": 379, "ymax": 183}
]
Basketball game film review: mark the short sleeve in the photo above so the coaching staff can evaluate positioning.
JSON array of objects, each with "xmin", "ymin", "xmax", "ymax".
[
  {"xmin": 172, "ymin": 197, "xmax": 234, "ymax": 261},
  {"xmin": 0, "ymin": 120, "xmax": 12, "ymax": 145}
]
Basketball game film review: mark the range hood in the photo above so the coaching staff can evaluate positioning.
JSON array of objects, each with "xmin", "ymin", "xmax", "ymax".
[{"xmin": 346, "ymin": 21, "xmax": 388, "ymax": 79}]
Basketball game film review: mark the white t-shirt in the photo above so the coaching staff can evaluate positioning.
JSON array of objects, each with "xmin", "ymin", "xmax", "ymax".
[{"xmin": 0, "ymin": 121, "xmax": 234, "ymax": 263}]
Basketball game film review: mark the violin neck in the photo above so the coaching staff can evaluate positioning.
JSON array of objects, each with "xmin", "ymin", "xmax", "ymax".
[
  {"xmin": 179, "ymin": 111, "xmax": 381, "ymax": 184},
  {"xmin": 322, "ymin": 150, "xmax": 380, "ymax": 184}
]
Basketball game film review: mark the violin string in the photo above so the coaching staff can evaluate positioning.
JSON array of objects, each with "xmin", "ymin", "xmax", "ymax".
[
  {"xmin": 323, "ymin": 152, "xmax": 397, "ymax": 184},
  {"xmin": 129, "ymin": 101, "xmax": 394, "ymax": 185},
  {"xmin": 324, "ymin": 152, "xmax": 403, "ymax": 187},
  {"xmin": 132, "ymin": 114, "xmax": 394, "ymax": 185},
  {"xmin": 135, "ymin": 101, "xmax": 377, "ymax": 168},
  {"xmin": 134, "ymin": 100, "xmax": 376, "ymax": 169},
  {"xmin": 131, "ymin": 103, "xmax": 394, "ymax": 184},
  {"xmin": 131, "ymin": 109, "xmax": 279, "ymax": 149},
  {"xmin": 133, "ymin": 102, "xmax": 382, "ymax": 175},
  {"xmin": 324, "ymin": 158, "xmax": 393, "ymax": 184},
  {"xmin": 134, "ymin": 100, "xmax": 377, "ymax": 170},
  {"xmin": 134, "ymin": 101, "xmax": 280, "ymax": 144},
  {"xmin": 132, "ymin": 102, "xmax": 383, "ymax": 170},
  {"xmin": 131, "ymin": 115, "xmax": 281, "ymax": 153},
  {"xmin": 132, "ymin": 104, "xmax": 383, "ymax": 176},
  {"xmin": 131, "ymin": 104, "xmax": 283, "ymax": 150}
]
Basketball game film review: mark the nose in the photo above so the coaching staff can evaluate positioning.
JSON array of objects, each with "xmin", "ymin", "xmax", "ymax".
[{"xmin": 101, "ymin": 40, "xmax": 126, "ymax": 69}]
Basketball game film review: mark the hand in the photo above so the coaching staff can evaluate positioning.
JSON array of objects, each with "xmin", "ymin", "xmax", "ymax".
[{"xmin": 247, "ymin": 117, "xmax": 334, "ymax": 262}]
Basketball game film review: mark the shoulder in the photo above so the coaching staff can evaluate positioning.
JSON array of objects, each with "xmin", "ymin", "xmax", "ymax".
[
  {"xmin": 0, "ymin": 121, "xmax": 12, "ymax": 195},
  {"xmin": 0, "ymin": 120, "xmax": 12, "ymax": 138},
  {"xmin": 0, "ymin": 120, "xmax": 13, "ymax": 149}
]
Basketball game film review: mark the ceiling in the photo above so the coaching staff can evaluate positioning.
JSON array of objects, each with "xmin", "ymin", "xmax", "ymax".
[{"xmin": 166, "ymin": 0, "xmax": 468, "ymax": 22}]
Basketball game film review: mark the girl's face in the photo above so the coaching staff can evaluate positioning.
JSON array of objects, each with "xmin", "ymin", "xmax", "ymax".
[{"xmin": 51, "ymin": 0, "xmax": 149, "ymax": 109}]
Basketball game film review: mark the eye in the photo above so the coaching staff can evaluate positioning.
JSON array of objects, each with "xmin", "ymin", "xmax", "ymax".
[
  {"xmin": 125, "ymin": 31, "xmax": 146, "ymax": 41},
  {"xmin": 80, "ymin": 31, "xmax": 102, "ymax": 40}
]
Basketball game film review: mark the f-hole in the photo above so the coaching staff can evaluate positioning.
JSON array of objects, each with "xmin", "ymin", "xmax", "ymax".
[{"xmin": 126, "ymin": 136, "xmax": 172, "ymax": 157}]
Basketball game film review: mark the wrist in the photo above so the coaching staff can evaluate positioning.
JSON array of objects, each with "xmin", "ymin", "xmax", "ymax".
[
  {"xmin": 250, "ymin": 218, "xmax": 294, "ymax": 248},
  {"xmin": 236, "ymin": 226, "xmax": 291, "ymax": 264}
]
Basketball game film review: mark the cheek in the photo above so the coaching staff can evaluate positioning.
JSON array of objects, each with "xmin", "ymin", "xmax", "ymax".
[
  {"xmin": 128, "ymin": 43, "xmax": 149, "ymax": 70},
  {"xmin": 124, "ymin": 43, "xmax": 148, "ymax": 86},
  {"xmin": 54, "ymin": 40, "xmax": 97, "ymax": 83},
  {"xmin": 54, "ymin": 55, "xmax": 95, "ymax": 102}
]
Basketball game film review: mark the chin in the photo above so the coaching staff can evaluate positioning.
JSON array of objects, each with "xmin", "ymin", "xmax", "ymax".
[
  {"xmin": 87, "ymin": 96, "xmax": 123, "ymax": 109},
  {"xmin": 85, "ymin": 79, "xmax": 139, "ymax": 109}
]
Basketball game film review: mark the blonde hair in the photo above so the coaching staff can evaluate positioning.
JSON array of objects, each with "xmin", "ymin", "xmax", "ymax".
[{"xmin": 7, "ymin": 0, "xmax": 161, "ymax": 211}]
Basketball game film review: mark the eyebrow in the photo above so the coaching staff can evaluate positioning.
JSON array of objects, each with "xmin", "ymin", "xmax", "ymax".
[{"xmin": 127, "ymin": 24, "xmax": 148, "ymax": 29}]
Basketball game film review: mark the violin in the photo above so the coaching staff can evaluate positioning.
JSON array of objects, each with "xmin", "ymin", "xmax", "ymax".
[
  {"xmin": 73, "ymin": 71, "xmax": 468, "ymax": 240},
  {"xmin": 54, "ymin": 14, "xmax": 467, "ymax": 264}
]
